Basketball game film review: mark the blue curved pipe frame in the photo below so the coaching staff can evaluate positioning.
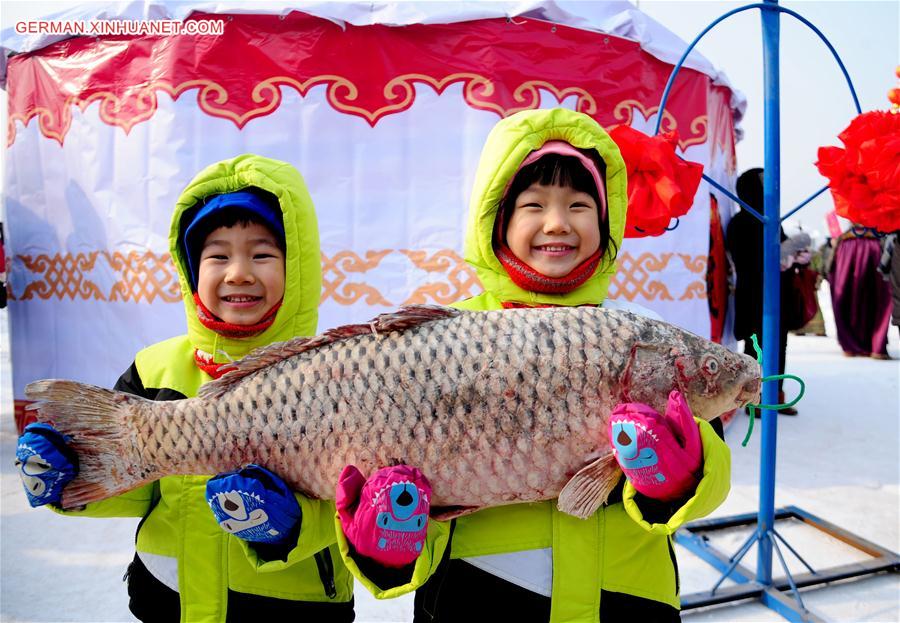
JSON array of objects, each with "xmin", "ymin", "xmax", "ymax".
[
  {"xmin": 655, "ymin": 1, "xmax": 861, "ymax": 217},
  {"xmin": 651, "ymin": 0, "xmax": 863, "ymax": 611},
  {"xmin": 655, "ymin": 2, "xmax": 861, "ymax": 138}
]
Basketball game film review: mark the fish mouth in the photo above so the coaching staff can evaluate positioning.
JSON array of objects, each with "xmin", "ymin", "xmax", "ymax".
[{"xmin": 734, "ymin": 377, "xmax": 762, "ymax": 407}]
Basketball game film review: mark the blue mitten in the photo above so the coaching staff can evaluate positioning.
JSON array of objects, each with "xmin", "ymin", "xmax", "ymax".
[
  {"xmin": 15, "ymin": 423, "xmax": 79, "ymax": 507},
  {"xmin": 206, "ymin": 464, "xmax": 301, "ymax": 544}
]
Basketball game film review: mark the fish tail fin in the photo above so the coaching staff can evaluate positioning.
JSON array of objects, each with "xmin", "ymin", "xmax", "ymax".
[{"xmin": 25, "ymin": 379, "xmax": 159, "ymax": 509}]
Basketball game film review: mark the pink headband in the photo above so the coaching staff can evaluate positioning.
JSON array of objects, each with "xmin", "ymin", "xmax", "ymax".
[{"xmin": 515, "ymin": 140, "xmax": 607, "ymax": 221}]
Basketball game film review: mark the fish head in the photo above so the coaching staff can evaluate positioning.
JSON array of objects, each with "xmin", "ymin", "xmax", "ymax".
[
  {"xmin": 622, "ymin": 333, "xmax": 761, "ymax": 421},
  {"xmin": 672, "ymin": 338, "xmax": 762, "ymax": 420}
]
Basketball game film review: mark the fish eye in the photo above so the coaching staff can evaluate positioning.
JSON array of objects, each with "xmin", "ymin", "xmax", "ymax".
[{"xmin": 703, "ymin": 357, "xmax": 720, "ymax": 375}]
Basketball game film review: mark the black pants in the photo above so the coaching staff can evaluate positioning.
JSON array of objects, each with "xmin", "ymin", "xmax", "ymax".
[
  {"xmin": 413, "ymin": 559, "xmax": 680, "ymax": 622},
  {"xmin": 125, "ymin": 554, "xmax": 355, "ymax": 622}
]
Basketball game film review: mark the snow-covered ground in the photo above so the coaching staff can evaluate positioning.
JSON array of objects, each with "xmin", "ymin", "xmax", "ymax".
[{"xmin": 1, "ymin": 292, "xmax": 898, "ymax": 622}]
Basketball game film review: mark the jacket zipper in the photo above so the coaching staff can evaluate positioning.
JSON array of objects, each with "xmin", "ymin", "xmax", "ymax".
[
  {"xmin": 314, "ymin": 549, "xmax": 337, "ymax": 598},
  {"xmin": 667, "ymin": 536, "xmax": 680, "ymax": 595},
  {"xmin": 420, "ymin": 519, "xmax": 457, "ymax": 621}
]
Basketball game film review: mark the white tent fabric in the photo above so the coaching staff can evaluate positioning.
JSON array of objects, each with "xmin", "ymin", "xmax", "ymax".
[{"xmin": 0, "ymin": 0, "xmax": 746, "ymax": 127}]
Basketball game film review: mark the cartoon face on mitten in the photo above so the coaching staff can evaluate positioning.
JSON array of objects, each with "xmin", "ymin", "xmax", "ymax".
[
  {"xmin": 15, "ymin": 447, "xmax": 61, "ymax": 502},
  {"xmin": 16, "ymin": 448, "xmax": 52, "ymax": 498},
  {"xmin": 375, "ymin": 482, "xmax": 428, "ymax": 552},
  {"xmin": 15, "ymin": 424, "xmax": 78, "ymax": 508},
  {"xmin": 372, "ymin": 479, "xmax": 429, "ymax": 555},
  {"xmin": 208, "ymin": 490, "xmax": 272, "ymax": 537},
  {"xmin": 611, "ymin": 419, "xmax": 665, "ymax": 486}
]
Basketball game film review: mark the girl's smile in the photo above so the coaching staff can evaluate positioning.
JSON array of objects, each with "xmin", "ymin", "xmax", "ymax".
[{"xmin": 533, "ymin": 244, "xmax": 577, "ymax": 255}]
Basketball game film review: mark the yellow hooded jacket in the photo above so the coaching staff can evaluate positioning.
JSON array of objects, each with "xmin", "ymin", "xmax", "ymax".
[
  {"xmin": 57, "ymin": 155, "xmax": 353, "ymax": 622},
  {"xmin": 338, "ymin": 109, "xmax": 730, "ymax": 622}
]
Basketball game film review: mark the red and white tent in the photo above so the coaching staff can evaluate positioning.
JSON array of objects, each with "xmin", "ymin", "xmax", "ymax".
[{"xmin": 2, "ymin": 1, "xmax": 744, "ymax": 427}]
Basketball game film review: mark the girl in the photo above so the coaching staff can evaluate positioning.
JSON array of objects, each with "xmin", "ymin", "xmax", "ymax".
[{"xmin": 338, "ymin": 108, "xmax": 731, "ymax": 622}]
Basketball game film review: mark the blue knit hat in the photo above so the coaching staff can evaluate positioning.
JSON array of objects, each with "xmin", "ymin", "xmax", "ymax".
[{"xmin": 183, "ymin": 190, "xmax": 284, "ymax": 289}]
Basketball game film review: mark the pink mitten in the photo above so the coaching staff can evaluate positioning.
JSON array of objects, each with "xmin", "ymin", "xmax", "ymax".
[
  {"xmin": 336, "ymin": 464, "xmax": 431, "ymax": 568},
  {"xmin": 609, "ymin": 390, "xmax": 703, "ymax": 501}
]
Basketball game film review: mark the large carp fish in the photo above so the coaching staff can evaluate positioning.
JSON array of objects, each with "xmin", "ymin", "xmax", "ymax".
[{"xmin": 26, "ymin": 305, "xmax": 760, "ymax": 519}]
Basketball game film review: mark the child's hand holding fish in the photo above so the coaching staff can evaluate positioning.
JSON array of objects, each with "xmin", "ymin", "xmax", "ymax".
[
  {"xmin": 336, "ymin": 465, "xmax": 431, "ymax": 568},
  {"xmin": 15, "ymin": 423, "xmax": 78, "ymax": 507},
  {"xmin": 206, "ymin": 464, "xmax": 302, "ymax": 544},
  {"xmin": 609, "ymin": 390, "xmax": 703, "ymax": 502}
]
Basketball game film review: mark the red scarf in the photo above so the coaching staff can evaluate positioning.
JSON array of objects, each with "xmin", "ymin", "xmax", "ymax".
[
  {"xmin": 501, "ymin": 301, "xmax": 556, "ymax": 309},
  {"xmin": 194, "ymin": 350, "xmax": 232, "ymax": 379},
  {"xmin": 500, "ymin": 301, "xmax": 597, "ymax": 309},
  {"xmin": 494, "ymin": 241, "xmax": 602, "ymax": 295},
  {"xmin": 192, "ymin": 292, "xmax": 282, "ymax": 378},
  {"xmin": 492, "ymin": 198, "xmax": 603, "ymax": 295}
]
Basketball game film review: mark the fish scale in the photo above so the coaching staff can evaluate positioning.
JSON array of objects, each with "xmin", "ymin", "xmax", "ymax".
[{"xmin": 25, "ymin": 305, "xmax": 760, "ymax": 518}]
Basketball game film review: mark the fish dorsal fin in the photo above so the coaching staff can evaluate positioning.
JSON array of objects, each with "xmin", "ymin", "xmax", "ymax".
[
  {"xmin": 557, "ymin": 453, "xmax": 623, "ymax": 519},
  {"xmin": 198, "ymin": 305, "xmax": 461, "ymax": 399}
]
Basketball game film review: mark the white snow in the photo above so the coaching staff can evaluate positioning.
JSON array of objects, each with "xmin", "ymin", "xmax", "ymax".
[{"xmin": 1, "ymin": 291, "xmax": 898, "ymax": 622}]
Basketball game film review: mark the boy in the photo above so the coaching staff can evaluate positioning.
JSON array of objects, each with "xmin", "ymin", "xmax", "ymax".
[{"xmin": 15, "ymin": 155, "xmax": 354, "ymax": 622}]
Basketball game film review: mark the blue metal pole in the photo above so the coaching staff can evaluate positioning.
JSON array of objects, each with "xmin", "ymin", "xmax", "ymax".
[{"xmin": 758, "ymin": 0, "xmax": 782, "ymax": 586}]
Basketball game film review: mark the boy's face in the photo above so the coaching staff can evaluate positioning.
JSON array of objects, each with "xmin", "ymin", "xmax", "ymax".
[
  {"xmin": 197, "ymin": 222, "xmax": 285, "ymax": 325},
  {"xmin": 505, "ymin": 182, "xmax": 601, "ymax": 278}
]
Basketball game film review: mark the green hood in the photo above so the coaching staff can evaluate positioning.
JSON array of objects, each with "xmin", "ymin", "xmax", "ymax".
[
  {"xmin": 169, "ymin": 154, "xmax": 321, "ymax": 363},
  {"xmin": 464, "ymin": 108, "xmax": 627, "ymax": 306}
]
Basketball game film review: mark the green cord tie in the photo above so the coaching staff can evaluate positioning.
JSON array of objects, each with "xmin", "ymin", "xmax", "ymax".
[{"xmin": 741, "ymin": 334, "xmax": 806, "ymax": 447}]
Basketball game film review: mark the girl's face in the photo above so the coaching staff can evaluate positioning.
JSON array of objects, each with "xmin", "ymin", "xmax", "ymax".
[{"xmin": 505, "ymin": 182, "xmax": 601, "ymax": 278}]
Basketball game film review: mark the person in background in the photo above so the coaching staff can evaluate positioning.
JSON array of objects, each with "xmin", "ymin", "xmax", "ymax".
[
  {"xmin": 0, "ymin": 221, "xmax": 8, "ymax": 309},
  {"xmin": 828, "ymin": 227, "xmax": 893, "ymax": 359},
  {"xmin": 877, "ymin": 231, "xmax": 900, "ymax": 339},
  {"xmin": 793, "ymin": 237, "xmax": 829, "ymax": 338},
  {"xmin": 725, "ymin": 168, "xmax": 799, "ymax": 415},
  {"xmin": 780, "ymin": 231, "xmax": 819, "ymax": 338}
]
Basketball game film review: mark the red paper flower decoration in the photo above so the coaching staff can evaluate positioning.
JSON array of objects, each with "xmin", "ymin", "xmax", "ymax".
[
  {"xmin": 816, "ymin": 110, "xmax": 900, "ymax": 233},
  {"xmin": 888, "ymin": 88, "xmax": 900, "ymax": 108},
  {"xmin": 609, "ymin": 125, "xmax": 704, "ymax": 238}
]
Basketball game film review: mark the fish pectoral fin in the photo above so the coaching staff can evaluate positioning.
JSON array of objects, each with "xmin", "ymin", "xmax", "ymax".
[
  {"xmin": 430, "ymin": 505, "xmax": 481, "ymax": 521},
  {"xmin": 557, "ymin": 453, "xmax": 623, "ymax": 520}
]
